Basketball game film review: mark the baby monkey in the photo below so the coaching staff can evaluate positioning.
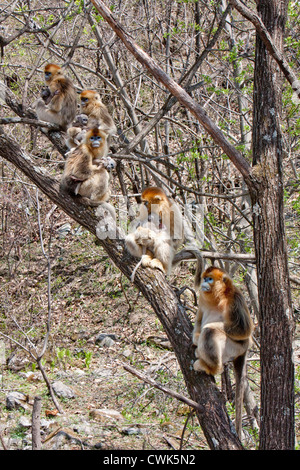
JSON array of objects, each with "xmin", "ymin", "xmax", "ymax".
[
  {"xmin": 193, "ymin": 266, "xmax": 254, "ymax": 439},
  {"xmin": 65, "ymin": 113, "xmax": 89, "ymax": 150},
  {"xmin": 60, "ymin": 128, "xmax": 114, "ymax": 209}
]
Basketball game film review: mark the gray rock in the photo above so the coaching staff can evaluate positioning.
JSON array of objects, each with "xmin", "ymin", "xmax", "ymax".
[
  {"xmin": 52, "ymin": 380, "xmax": 76, "ymax": 399},
  {"xmin": 6, "ymin": 391, "xmax": 29, "ymax": 410},
  {"xmin": 19, "ymin": 416, "xmax": 31, "ymax": 428},
  {"xmin": 95, "ymin": 333, "xmax": 117, "ymax": 348}
]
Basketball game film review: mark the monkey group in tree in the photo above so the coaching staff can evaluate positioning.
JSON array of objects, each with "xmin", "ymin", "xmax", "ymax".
[
  {"xmin": 34, "ymin": 64, "xmax": 77, "ymax": 130},
  {"xmin": 192, "ymin": 266, "xmax": 254, "ymax": 438},
  {"xmin": 60, "ymin": 127, "xmax": 115, "ymax": 216},
  {"xmin": 33, "ymin": 63, "xmax": 255, "ymax": 442}
]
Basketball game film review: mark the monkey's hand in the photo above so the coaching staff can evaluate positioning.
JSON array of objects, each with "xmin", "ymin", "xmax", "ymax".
[{"xmin": 135, "ymin": 226, "xmax": 155, "ymax": 245}]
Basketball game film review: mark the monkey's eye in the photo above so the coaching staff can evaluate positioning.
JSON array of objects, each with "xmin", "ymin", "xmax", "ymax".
[
  {"xmin": 204, "ymin": 277, "xmax": 214, "ymax": 283},
  {"xmin": 81, "ymin": 98, "xmax": 89, "ymax": 103},
  {"xmin": 45, "ymin": 72, "xmax": 52, "ymax": 80}
]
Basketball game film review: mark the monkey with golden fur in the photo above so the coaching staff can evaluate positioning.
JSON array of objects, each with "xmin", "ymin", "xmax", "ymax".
[
  {"xmin": 60, "ymin": 128, "xmax": 114, "ymax": 210},
  {"xmin": 66, "ymin": 89, "xmax": 117, "ymax": 150},
  {"xmin": 125, "ymin": 187, "xmax": 203, "ymax": 279},
  {"xmin": 35, "ymin": 64, "xmax": 77, "ymax": 130},
  {"xmin": 193, "ymin": 266, "xmax": 254, "ymax": 439},
  {"xmin": 79, "ymin": 90, "xmax": 117, "ymax": 134}
]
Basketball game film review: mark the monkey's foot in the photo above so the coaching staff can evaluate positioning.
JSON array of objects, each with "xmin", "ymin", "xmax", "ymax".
[
  {"xmin": 193, "ymin": 359, "xmax": 222, "ymax": 376},
  {"xmin": 141, "ymin": 255, "xmax": 165, "ymax": 273},
  {"xmin": 193, "ymin": 359, "xmax": 212, "ymax": 375},
  {"xmin": 148, "ymin": 258, "xmax": 165, "ymax": 273},
  {"xmin": 193, "ymin": 359, "xmax": 203, "ymax": 372},
  {"xmin": 141, "ymin": 254, "xmax": 153, "ymax": 268}
]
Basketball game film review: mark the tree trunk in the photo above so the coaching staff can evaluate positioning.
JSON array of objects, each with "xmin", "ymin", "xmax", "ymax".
[
  {"xmin": 32, "ymin": 396, "xmax": 42, "ymax": 450},
  {"xmin": 251, "ymin": 0, "xmax": 295, "ymax": 450}
]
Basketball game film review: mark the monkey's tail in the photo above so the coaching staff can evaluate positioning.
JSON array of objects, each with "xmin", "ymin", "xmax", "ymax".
[
  {"xmin": 180, "ymin": 245, "xmax": 203, "ymax": 289},
  {"xmin": 172, "ymin": 246, "xmax": 203, "ymax": 289},
  {"xmin": 233, "ymin": 352, "xmax": 247, "ymax": 440}
]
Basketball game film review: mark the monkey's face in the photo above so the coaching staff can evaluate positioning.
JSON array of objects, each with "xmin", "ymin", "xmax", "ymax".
[
  {"xmin": 81, "ymin": 96, "xmax": 89, "ymax": 106},
  {"xmin": 200, "ymin": 268, "xmax": 226, "ymax": 294},
  {"xmin": 80, "ymin": 91, "xmax": 100, "ymax": 110},
  {"xmin": 201, "ymin": 275, "xmax": 215, "ymax": 292},
  {"xmin": 89, "ymin": 134, "xmax": 103, "ymax": 148},
  {"xmin": 45, "ymin": 71, "xmax": 52, "ymax": 82},
  {"xmin": 44, "ymin": 64, "xmax": 61, "ymax": 82},
  {"xmin": 75, "ymin": 114, "xmax": 88, "ymax": 126},
  {"xmin": 141, "ymin": 188, "xmax": 169, "ymax": 216},
  {"xmin": 86, "ymin": 129, "xmax": 107, "ymax": 149}
]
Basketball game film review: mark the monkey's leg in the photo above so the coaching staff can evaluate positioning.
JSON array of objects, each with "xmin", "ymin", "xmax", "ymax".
[
  {"xmin": 194, "ymin": 327, "xmax": 224, "ymax": 375},
  {"xmin": 150, "ymin": 240, "xmax": 172, "ymax": 273},
  {"xmin": 141, "ymin": 251, "xmax": 157, "ymax": 269}
]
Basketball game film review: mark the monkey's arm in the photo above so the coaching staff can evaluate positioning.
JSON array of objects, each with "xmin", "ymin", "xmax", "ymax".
[
  {"xmin": 224, "ymin": 291, "xmax": 253, "ymax": 341},
  {"xmin": 192, "ymin": 307, "xmax": 203, "ymax": 345},
  {"xmin": 35, "ymin": 99, "xmax": 61, "ymax": 124},
  {"xmin": 48, "ymin": 91, "xmax": 64, "ymax": 113}
]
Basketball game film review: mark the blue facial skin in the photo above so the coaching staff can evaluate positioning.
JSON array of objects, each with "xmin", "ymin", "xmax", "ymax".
[
  {"xmin": 45, "ymin": 72, "xmax": 52, "ymax": 81},
  {"xmin": 90, "ymin": 136, "xmax": 102, "ymax": 148},
  {"xmin": 201, "ymin": 277, "xmax": 214, "ymax": 292}
]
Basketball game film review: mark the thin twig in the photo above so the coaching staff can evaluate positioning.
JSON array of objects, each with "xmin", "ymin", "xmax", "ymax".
[{"xmin": 123, "ymin": 363, "xmax": 204, "ymax": 413}]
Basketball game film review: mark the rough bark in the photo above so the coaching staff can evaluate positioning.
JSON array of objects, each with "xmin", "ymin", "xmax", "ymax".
[
  {"xmin": 251, "ymin": 0, "xmax": 295, "ymax": 450},
  {"xmin": 32, "ymin": 396, "xmax": 42, "ymax": 450},
  {"xmin": 0, "ymin": 127, "xmax": 243, "ymax": 450}
]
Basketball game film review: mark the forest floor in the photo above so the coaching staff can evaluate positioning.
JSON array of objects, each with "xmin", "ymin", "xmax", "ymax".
[{"xmin": 0, "ymin": 209, "xmax": 299, "ymax": 451}]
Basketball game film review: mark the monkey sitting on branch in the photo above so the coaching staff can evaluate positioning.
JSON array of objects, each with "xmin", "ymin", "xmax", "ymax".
[
  {"xmin": 60, "ymin": 127, "xmax": 115, "ymax": 217},
  {"xmin": 34, "ymin": 63, "xmax": 77, "ymax": 130},
  {"xmin": 125, "ymin": 186, "xmax": 203, "ymax": 282},
  {"xmin": 66, "ymin": 89, "xmax": 117, "ymax": 150},
  {"xmin": 192, "ymin": 266, "xmax": 254, "ymax": 439}
]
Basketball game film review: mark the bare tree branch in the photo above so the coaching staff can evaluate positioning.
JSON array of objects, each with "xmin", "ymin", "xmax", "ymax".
[
  {"xmin": 229, "ymin": 0, "xmax": 300, "ymax": 101},
  {"xmin": 90, "ymin": 0, "xmax": 252, "ymax": 184},
  {"xmin": 123, "ymin": 363, "xmax": 205, "ymax": 413}
]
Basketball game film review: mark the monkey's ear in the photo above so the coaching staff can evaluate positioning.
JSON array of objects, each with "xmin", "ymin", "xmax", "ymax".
[{"xmin": 222, "ymin": 274, "xmax": 230, "ymax": 284}]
